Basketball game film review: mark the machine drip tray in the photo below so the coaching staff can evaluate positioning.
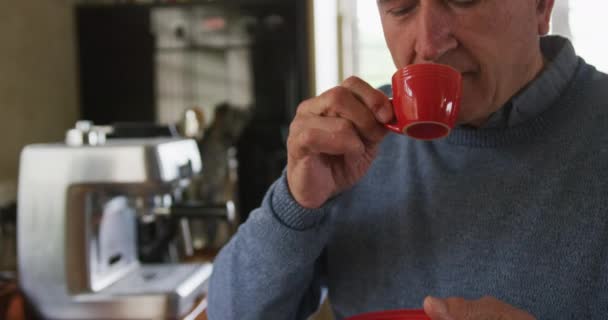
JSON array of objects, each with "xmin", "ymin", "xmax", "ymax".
[{"xmin": 103, "ymin": 263, "xmax": 212, "ymax": 296}]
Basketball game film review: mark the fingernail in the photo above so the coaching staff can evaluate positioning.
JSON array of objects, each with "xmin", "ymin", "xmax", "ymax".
[{"xmin": 427, "ymin": 296, "xmax": 454, "ymax": 320}]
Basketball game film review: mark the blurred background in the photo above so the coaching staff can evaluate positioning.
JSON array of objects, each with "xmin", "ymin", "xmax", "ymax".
[
  {"xmin": 0, "ymin": 1, "xmax": 604, "ymax": 319},
  {"xmin": 0, "ymin": 0, "xmax": 602, "ymax": 195}
]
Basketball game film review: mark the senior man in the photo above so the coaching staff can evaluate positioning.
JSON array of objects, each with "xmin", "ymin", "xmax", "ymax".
[{"xmin": 208, "ymin": 0, "xmax": 608, "ymax": 319}]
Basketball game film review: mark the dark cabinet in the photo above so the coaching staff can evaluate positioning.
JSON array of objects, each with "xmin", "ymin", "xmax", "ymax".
[{"xmin": 76, "ymin": 0, "xmax": 311, "ymax": 220}]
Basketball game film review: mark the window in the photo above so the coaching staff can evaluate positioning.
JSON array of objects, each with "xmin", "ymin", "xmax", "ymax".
[
  {"xmin": 340, "ymin": 0, "xmax": 393, "ymax": 88},
  {"xmin": 556, "ymin": 1, "xmax": 608, "ymax": 72}
]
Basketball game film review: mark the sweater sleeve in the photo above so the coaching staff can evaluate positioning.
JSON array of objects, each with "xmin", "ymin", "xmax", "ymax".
[{"xmin": 207, "ymin": 174, "xmax": 334, "ymax": 320}]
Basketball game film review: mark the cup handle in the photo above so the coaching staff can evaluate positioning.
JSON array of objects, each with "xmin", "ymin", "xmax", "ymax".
[{"xmin": 383, "ymin": 98, "xmax": 403, "ymax": 134}]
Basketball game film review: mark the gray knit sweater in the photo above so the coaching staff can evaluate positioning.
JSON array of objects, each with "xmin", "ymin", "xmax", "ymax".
[{"xmin": 208, "ymin": 36, "xmax": 608, "ymax": 320}]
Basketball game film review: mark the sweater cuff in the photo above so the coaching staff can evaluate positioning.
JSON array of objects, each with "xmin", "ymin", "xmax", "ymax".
[{"xmin": 270, "ymin": 175, "xmax": 329, "ymax": 231}]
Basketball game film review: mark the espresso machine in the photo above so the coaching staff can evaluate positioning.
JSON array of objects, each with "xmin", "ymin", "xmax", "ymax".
[{"xmin": 17, "ymin": 122, "xmax": 214, "ymax": 319}]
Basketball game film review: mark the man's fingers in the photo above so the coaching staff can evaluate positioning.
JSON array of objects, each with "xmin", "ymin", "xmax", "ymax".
[
  {"xmin": 444, "ymin": 297, "xmax": 477, "ymax": 320},
  {"xmin": 288, "ymin": 115, "xmax": 365, "ymax": 160},
  {"xmin": 423, "ymin": 296, "xmax": 536, "ymax": 320},
  {"xmin": 424, "ymin": 296, "xmax": 490, "ymax": 320},
  {"xmin": 297, "ymin": 86, "xmax": 387, "ymax": 144},
  {"xmin": 342, "ymin": 76, "xmax": 394, "ymax": 123}
]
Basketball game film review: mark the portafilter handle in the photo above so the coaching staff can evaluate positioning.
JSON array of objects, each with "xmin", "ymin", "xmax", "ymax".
[{"xmin": 154, "ymin": 201, "xmax": 237, "ymax": 225}]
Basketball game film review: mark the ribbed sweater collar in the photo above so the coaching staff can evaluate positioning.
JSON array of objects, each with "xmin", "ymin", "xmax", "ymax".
[{"xmin": 446, "ymin": 36, "xmax": 585, "ymax": 147}]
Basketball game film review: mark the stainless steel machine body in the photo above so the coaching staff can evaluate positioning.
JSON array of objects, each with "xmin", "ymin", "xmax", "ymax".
[{"xmin": 18, "ymin": 136, "xmax": 212, "ymax": 319}]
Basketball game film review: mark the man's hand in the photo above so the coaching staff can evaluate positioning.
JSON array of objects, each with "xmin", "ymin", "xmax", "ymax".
[
  {"xmin": 286, "ymin": 76, "xmax": 393, "ymax": 209},
  {"xmin": 423, "ymin": 296, "xmax": 536, "ymax": 320}
]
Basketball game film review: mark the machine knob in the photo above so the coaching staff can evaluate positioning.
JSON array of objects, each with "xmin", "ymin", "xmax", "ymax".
[{"xmin": 65, "ymin": 121, "xmax": 111, "ymax": 146}]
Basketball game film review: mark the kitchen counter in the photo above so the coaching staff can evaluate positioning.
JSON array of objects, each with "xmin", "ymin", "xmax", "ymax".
[{"xmin": 0, "ymin": 279, "xmax": 209, "ymax": 320}]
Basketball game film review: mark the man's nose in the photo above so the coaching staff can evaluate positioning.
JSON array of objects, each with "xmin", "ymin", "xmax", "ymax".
[{"xmin": 414, "ymin": 4, "xmax": 458, "ymax": 63}]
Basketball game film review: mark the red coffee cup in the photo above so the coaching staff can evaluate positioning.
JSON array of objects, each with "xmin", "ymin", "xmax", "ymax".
[
  {"xmin": 385, "ymin": 63, "xmax": 462, "ymax": 140},
  {"xmin": 345, "ymin": 309, "xmax": 431, "ymax": 320}
]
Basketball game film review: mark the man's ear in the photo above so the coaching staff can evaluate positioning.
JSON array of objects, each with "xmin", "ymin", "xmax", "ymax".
[{"xmin": 537, "ymin": 0, "xmax": 555, "ymax": 35}]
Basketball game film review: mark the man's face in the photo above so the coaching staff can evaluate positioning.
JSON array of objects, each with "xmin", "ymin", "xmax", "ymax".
[{"xmin": 378, "ymin": 0, "xmax": 554, "ymax": 126}]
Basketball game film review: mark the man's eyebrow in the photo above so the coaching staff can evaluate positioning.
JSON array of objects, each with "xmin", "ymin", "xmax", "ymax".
[{"xmin": 377, "ymin": 0, "xmax": 396, "ymax": 5}]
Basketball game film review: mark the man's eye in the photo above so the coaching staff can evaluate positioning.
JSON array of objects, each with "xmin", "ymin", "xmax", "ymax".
[
  {"xmin": 387, "ymin": 5, "xmax": 416, "ymax": 17},
  {"xmin": 447, "ymin": 0, "xmax": 478, "ymax": 8}
]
